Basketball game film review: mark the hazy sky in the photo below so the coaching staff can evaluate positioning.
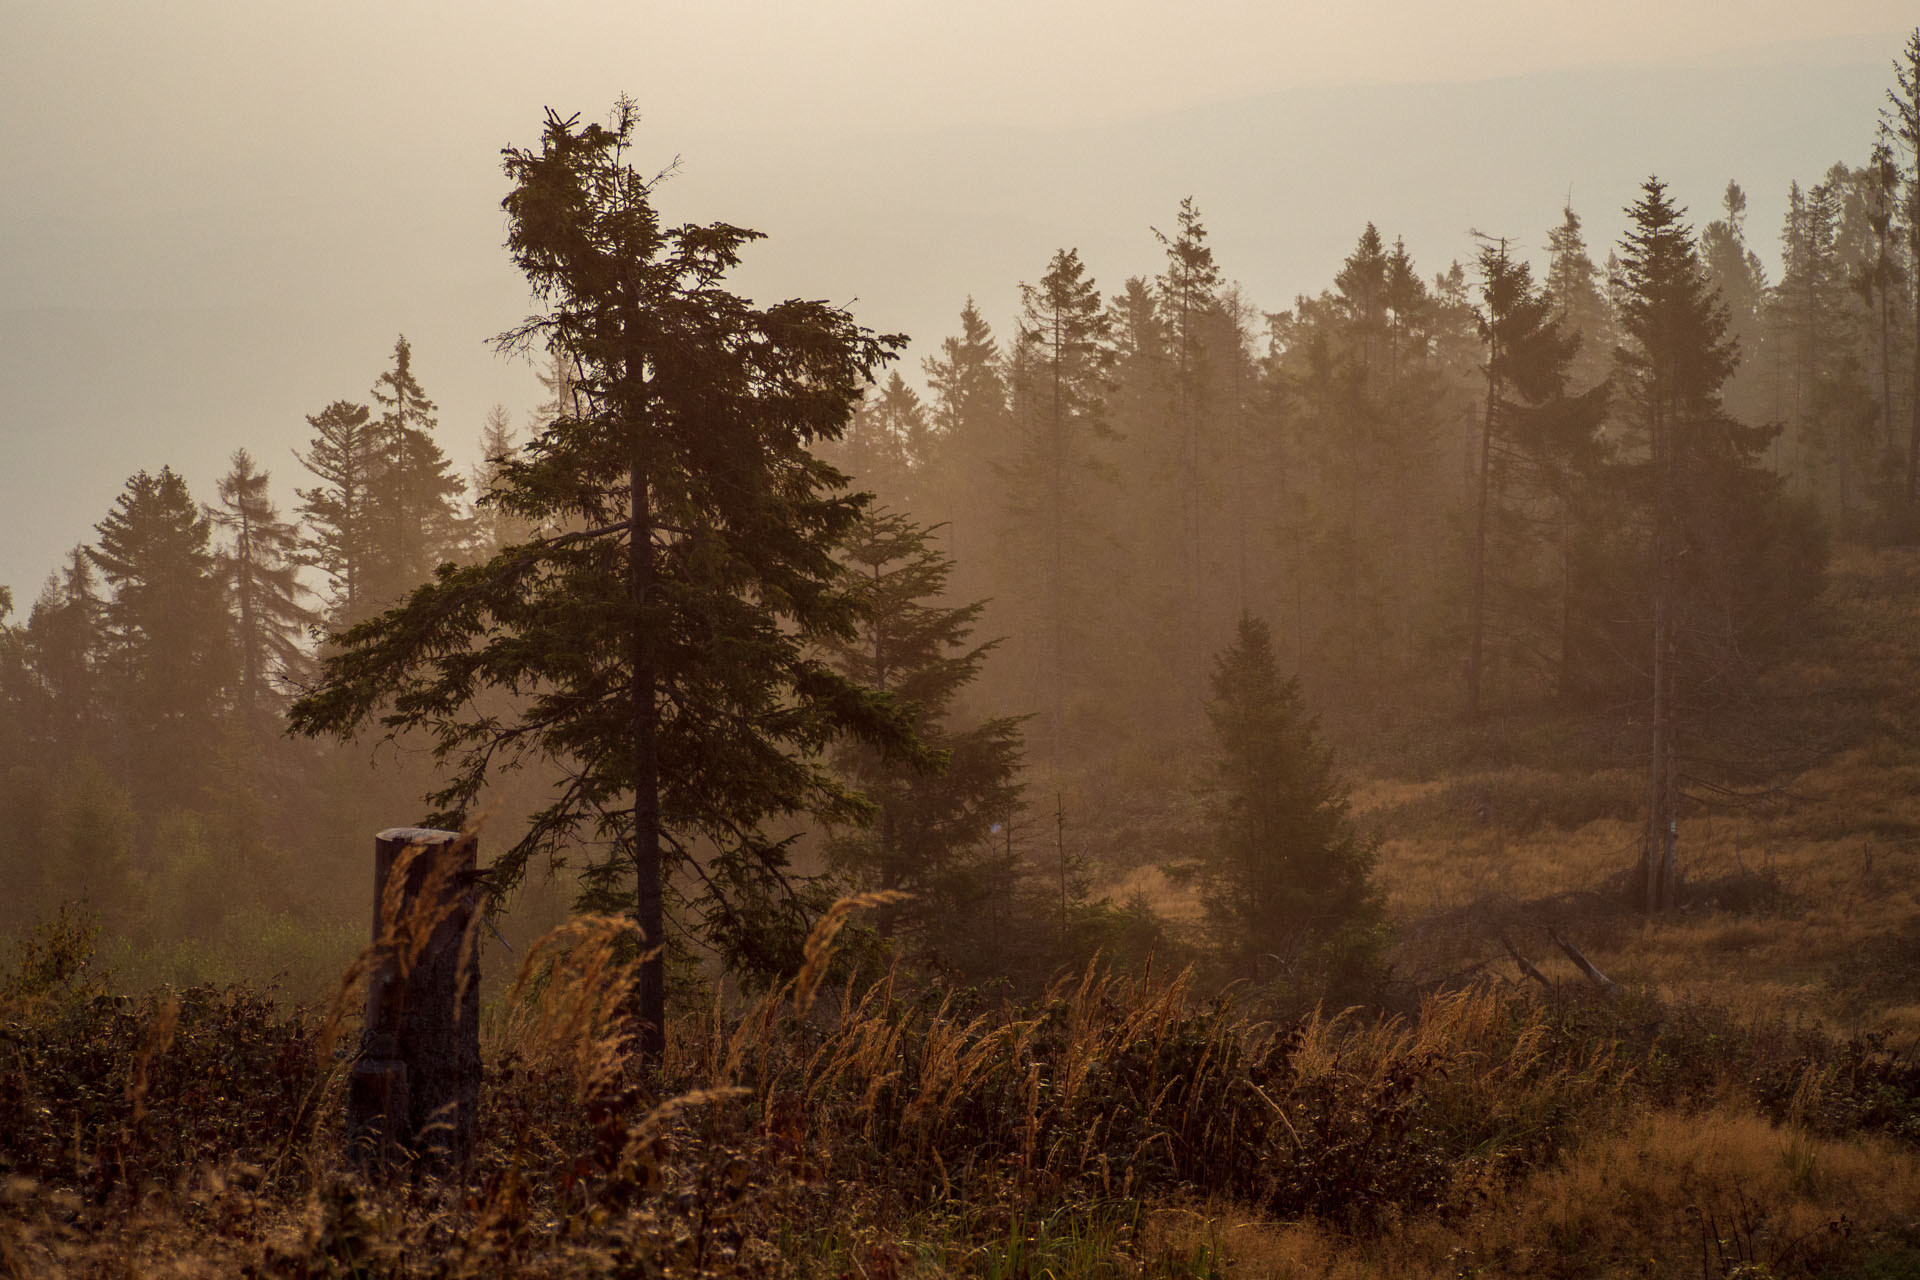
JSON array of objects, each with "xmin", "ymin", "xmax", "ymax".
[
  {"xmin": 6, "ymin": 2, "xmax": 1908, "ymax": 145},
  {"xmin": 2, "ymin": 2, "xmax": 1915, "ymax": 605}
]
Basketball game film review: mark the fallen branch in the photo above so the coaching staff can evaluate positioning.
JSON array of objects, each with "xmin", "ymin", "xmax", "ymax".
[
  {"xmin": 1547, "ymin": 925, "xmax": 1623, "ymax": 998},
  {"xmin": 1498, "ymin": 934, "xmax": 1553, "ymax": 992}
]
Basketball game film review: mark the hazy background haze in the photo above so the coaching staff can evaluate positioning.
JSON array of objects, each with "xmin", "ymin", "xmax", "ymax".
[{"xmin": 1, "ymin": 0, "xmax": 1910, "ymax": 602}]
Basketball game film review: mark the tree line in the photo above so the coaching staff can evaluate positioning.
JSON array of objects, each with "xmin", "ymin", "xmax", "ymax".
[
  {"xmin": 830, "ymin": 34, "xmax": 1920, "ymax": 911},
  {"xmin": 0, "ymin": 336, "xmax": 482, "ymax": 948}
]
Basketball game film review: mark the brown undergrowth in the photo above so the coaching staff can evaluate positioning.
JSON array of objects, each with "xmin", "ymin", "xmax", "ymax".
[{"xmin": 4, "ymin": 893, "xmax": 1920, "ymax": 1278}]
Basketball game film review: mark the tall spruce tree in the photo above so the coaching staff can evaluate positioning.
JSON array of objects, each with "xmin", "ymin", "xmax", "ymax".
[
  {"xmin": 1468, "ymin": 241, "xmax": 1541, "ymax": 722},
  {"xmin": 1467, "ymin": 241, "xmax": 1608, "ymax": 718},
  {"xmin": 820, "ymin": 509, "xmax": 1024, "ymax": 967},
  {"xmin": 533, "ymin": 341, "xmax": 581, "ymax": 426},
  {"xmin": 1265, "ymin": 297, "xmax": 1360, "ymax": 676},
  {"xmin": 1619, "ymin": 180, "xmax": 1710, "ymax": 911},
  {"xmin": 1615, "ymin": 178, "xmax": 1791, "ymax": 911},
  {"xmin": 0, "ymin": 589, "xmax": 25, "ymax": 788},
  {"xmin": 1375, "ymin": 235, "xmax": 1454, "ymax": 664},
  {"xmin": 922, "ymin": 302, "xmax": 1006, "ymax": 461},
  {"xmin": 1100, "ymin": 275, "xmax": 1177, "ymax": 715},
  {"xmin": 89, "ymin": 467, "xmax": 230, "ymax": 820},
  {"xmin": 213, "ymin": 449, "xmax": 313, "ymax": 723},
  {"xmin": 1849, "ymin": 144, "xmax": 1908, "ymax": 461},
  {"xmin": 0, "ymin": 585, "xmax": 19, "ymax": 700},
  {"xmin": 1700, "ymin": 182, "xmax": 1772, "ymax": 429},
  {"xmin": 1545, "ymin": 203, "xmax": 1615, "ymax": 396},
  {"xmin": 1333, "ymin": 227, "xmax": 1389, "ymax": 652},
  {"xmin": 920, "ymin": 297, "xmax": 1009, "ymax": 606},
  {"xmin": 295, "ymin": 399, "xmax": 379, "ymax": 626},
  {"xmin": 365, "ymin": 336, "xmax": 466, "ymax": 604},
  {"xmin": 834, "ymin": 370, "xmax": 926, "ymax": 510},
  {"xmin": 1887, "ymin": 29, "xmax": 1920, "ymax": 505},
  {"xmin": 1007, "ymin": 247, "xmax": 1112, "ymax": 766},
  {"xmin": 1214, "ymin": 286, "xmax": 1265, "ymax": 615},
  {"xmin": 1776, "ymin": 175, "xmax": 1854, "ymax": 507},
  {"xmin": 289, "ymin": 102, "xmax": 918, "ymax": 1063},
  {"xmin": 1154, "ymin": 199, "xmax": 1223, "ymax": 699},
  {"xmin": 1335, "ymin": 224, "xmax": 1390, "ymax": 380},
  {"xmin": 20, "ymin": 549, "xmax": 106, "ymax": 763},
  {"xmin": 1187, "ymin": 614, "xmax": 1381, "ymax": 994},
  {"xmin": 468, "ymin": 405, "xmax": 530, "ymax": 560},
  {"xmin": 1271, "ymin": 223, "xmax": 1453, "ymax": 687}
]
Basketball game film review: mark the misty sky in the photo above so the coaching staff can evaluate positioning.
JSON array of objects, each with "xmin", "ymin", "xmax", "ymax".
[{"xmin": 2, "ymin": 1, "xmax": 1915, "ymax": 605}]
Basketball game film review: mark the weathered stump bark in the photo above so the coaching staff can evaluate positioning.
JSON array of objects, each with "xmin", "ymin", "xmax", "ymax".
[{"xmin": 348, "ymin": 827, "xmax": 481, "ymax": 1176}]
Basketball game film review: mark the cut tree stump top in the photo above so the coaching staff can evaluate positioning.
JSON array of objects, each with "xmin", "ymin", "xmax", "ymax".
[{"xmin": 377, "ymin": 827, "xmax": 463, "ymax": 846}]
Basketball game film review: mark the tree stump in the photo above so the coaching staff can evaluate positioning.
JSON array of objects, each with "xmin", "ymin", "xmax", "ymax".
[{"xmin": 347, "ymin": 827, "xmax": 481, "ymax": 1176}]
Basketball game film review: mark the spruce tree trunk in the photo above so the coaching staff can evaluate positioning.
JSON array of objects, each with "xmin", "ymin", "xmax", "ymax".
[
  {"xmin": 1645, "ymin": 402, "xmax": 1676, "ymax": 912},
  {"xmin": 394, "ymin": 391, "xmax": 410, "ymax": 585},
  {"xmin": 1467, "ymin": 350, "xmax": 1497, "ymax": 724},
  {"xmin": 1910, "ymin": 228, "xmax": 1920, "ymax": 509},
  {"xmin": 1049, "ymin": 315, "xmax": 1066, "ymax": 766},
  {"xmin": 630, "ymin": 406, "xmax": 666, "ymax": 1067},
  {"xmin": 237, "ymin": 511, "xmax": 257, "ymax": 711},
  {"xmin": 1557, "ymin": 500, "xmax": 1576, "ymax": 705},
  {"xmin": 1881, "ymin": 288, "xmax": 1895, "ymax": 455},
  {"xmin": 1908, "ymin": 153, "xmax": 1920, "ymax": 508},
  {"xmin": 871, "ymin": 566, "xmax": 900, "ymax": 941}
]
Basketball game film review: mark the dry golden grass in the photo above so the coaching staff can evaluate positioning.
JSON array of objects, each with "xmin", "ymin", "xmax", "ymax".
[
  {"xmin": 1147, "ymin": 1106, "xmax": 1920, "ymax": 1279},
  {"xmin": 1370, "ymin": 799, "xmax": 1920, "ymax": 1029},
  {"xmin": 1359, "ymin": 553, "xmax": 1920, "ymax": 1028},
  {"xmin": 1104, "ymin": 864, "xmax": 1205, "ymax": 924}
]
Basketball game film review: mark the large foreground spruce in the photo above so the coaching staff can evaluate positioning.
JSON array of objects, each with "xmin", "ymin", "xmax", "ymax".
[{"xmin": 289, "ymin": 102, "xmax": 918, "ymax": 1063}]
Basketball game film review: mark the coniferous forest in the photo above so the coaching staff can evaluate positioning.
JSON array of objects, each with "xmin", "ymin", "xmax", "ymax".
[{"xmin": 7, "ymin": 30, "xmax": 1920, "ymax": 1278}]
